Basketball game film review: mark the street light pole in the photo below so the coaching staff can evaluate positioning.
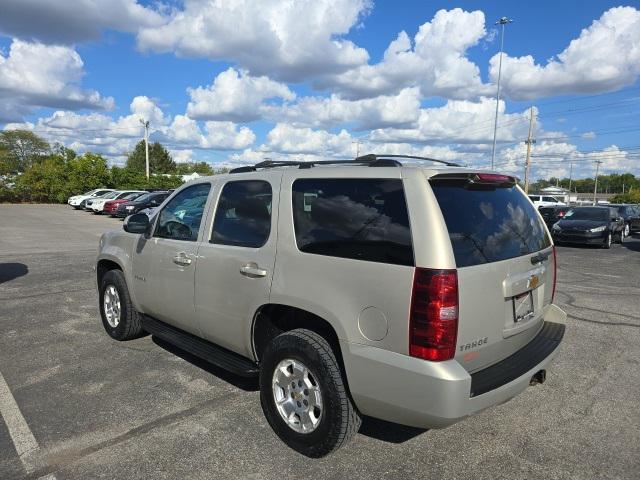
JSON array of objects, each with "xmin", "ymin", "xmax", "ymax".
[{"xmin": 490, "ymin": 17, "xmax": 513, "ymax": 170}]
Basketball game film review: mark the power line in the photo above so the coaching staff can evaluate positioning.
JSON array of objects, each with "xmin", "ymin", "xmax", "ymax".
[{"xmin": 532, "ymin": 86, "xmax": 640, "ymax": 108}]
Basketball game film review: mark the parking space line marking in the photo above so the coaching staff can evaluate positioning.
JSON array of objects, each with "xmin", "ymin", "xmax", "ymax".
[{"xmin": 0, "ymin": 370, "xmax": 54, "ymax": 477}]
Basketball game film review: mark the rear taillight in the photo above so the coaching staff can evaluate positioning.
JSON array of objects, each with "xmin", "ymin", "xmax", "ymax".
[
  {"xmin": 409, "ymin": 268, "xmax": 459, "ymax": 361},
  {"xmin": 551, "ymin": 246, "xmax": 557, "ymax": 303}
]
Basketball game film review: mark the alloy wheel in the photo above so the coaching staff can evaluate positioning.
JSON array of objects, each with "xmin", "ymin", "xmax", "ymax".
[
  {"xmin": 103, "ymin": 285, "xmax": 121, "ymax": 328},
  {"xmin": 272, "ymin": 359, "xmax": 323, "ymax": 433}
]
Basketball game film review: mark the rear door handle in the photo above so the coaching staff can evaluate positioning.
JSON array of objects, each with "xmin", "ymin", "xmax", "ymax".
[
  {"xmin": 240, "ymin": 262, "xmax": 267, "ymax": 278},
  {"xmin": 173, "ymin": 252, "xmax": 193, "ymax": 266}
]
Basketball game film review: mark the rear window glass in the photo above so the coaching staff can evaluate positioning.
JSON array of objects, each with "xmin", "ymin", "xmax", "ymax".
[
  {"xmin": 292, "ymin": 179, "xmax": 413, "ymax": 266},
  {"xmin": 431, "ymin": 182, "xmax": 551, "ymax": 268}
]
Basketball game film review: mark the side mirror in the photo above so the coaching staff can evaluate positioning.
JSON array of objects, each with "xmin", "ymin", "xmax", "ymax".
[{"xmin": 123, "ymin": 213, "xmax": 150, "ymax": 234}]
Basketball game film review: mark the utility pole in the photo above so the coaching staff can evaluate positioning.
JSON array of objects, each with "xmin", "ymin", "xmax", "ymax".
[
  {"xmin": 593, "ymin": 160, "xmax": 603, "ymax": 205},
  {"xmin": 140, "ymin": 119, "xmax": 150, "ymax": 181},
  {"xmin": 490, "ymin": 17, "xmax": 513, "ymax": 170},
  {"xmin": 523, "ymin": 106, "xmax": 536, "ymax": 193},
  {"xmin": 568, "ymin": 156, "xmax": 574, "ymax": 201},
  {"xmin": 352, "ymin": 140, "xmax": 361, "ymax": 158}
]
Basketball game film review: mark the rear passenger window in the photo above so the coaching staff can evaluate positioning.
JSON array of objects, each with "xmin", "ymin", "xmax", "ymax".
[
  {"xmin": 292, "ymin": 179, "xmax": 413, "ymax": 266},
  {"xmin": 211, "ymin": 181, "xmax": 272, "ymax": 248}
]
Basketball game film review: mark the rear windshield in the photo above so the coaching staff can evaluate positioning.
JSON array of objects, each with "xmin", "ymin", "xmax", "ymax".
[
  {"xmin": 431, "ymin": 182, "xmax": 551, "ymax": 268},
  {"xmin": 564, "ymin": 208, "xmax": 608, "ymax": 221}
]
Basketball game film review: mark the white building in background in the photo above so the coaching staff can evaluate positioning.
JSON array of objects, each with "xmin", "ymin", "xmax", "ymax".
[
  {"xmin": 539, "ymin": 186, "xmax": 571, "ymax": 203},
  {"xmin": 180, "ymin": 172, "xmax": 201, "ymax": 182}
]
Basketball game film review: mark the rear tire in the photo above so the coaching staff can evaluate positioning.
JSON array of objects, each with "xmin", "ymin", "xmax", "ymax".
[
  {"xmin": 259, "ymin": 329, "xmax": 361, "ymax": 457},
  {"xmin": 99, "ymin": 269, "xmax": 146, "ymax": 340}
]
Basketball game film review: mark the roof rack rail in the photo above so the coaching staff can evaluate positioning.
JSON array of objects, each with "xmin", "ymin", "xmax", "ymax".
[
  {"xmin": 228, "ymin": 166, "xmax": 257, "ymax": 173},
  {"xmin": 355, "ymin": 154, "xmax": 461, "ymax": 167},
  {"xmin": 228, "ymin": 153, "xmax": 460, "ymax": 173}
]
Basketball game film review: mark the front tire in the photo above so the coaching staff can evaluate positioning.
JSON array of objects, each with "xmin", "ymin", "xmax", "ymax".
[
  {"xmin": 259, "ymin": 329, "xmax": 361, "ymax": 457},
  {"xmin": 603, "ymin": 232, "xmax": 612, "ymax": 249},
  {"xmin": 99, "ymin": 269, "xmax": 145, "ymax": 340}
]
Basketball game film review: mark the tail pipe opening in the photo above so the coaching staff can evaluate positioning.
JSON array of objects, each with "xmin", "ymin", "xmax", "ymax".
[{"xmin": 530, "ymin": 369, "xmax": 546, "ymax": 386}]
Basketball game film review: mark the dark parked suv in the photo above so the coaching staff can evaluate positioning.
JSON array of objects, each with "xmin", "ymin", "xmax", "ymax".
[
  {"xmin": 115, "ymin": 191, "xmax": 171, "ymax": 218},
  {"xmin": 610, "ymin": 204, "xmax": 640, "ymax": 236},
  {"xmin": 551, "ymin": 206, "xmax": 625, "ymax": 248}
]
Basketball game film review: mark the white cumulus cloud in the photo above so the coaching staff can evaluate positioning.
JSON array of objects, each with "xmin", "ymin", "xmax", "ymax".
[
  {"xmin": 316, "ymin": 8, "xmax": 493, "ymax": 100},
  {"xmin": 137, "ymin": 0, "xmax": 371, "ymax": 82},
  {"xmin": 494, "ymin": 6, "xmax": 640, "ymax": 100},
  {"xmin": 186, "ymin": 68, "xmax": 295, "ymax": 122},
  {"xmin": 0, "ymin": 40, "xmax": 113, "ymax": 121},
  {"xmin": 0, "ymin": 0, "xmax": 164, "ymax": 44}
]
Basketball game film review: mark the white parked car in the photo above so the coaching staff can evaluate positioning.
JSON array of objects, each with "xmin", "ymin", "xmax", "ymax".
[
  {"xmin": 68, "ymin": 189, "xmax": 115, "ymax": 209},
  {"xmin": 89, "ymin": 190, "xmax": 146, "ymax": 213},
  {"xmin": 528, "ymin": 195, "xmax": 566, "ymax": 208}
]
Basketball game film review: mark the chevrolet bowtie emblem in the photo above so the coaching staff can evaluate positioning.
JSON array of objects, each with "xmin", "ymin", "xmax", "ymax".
[{"xmin": 528, "ymin": 275, "xmax": 540, "ymax": 290}]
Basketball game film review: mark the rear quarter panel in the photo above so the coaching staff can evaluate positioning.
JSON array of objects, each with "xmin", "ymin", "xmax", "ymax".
[{"xmin": 270, "ymin": 167, "xmax": 420, "ymax": 355}]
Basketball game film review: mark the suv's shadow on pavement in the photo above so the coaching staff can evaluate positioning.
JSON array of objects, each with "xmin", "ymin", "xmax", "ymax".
[
  {"xmin": 152, "ymin": 336, "xmax": 427, "ymax": 443},
  {"xmin": 152, "ymin": 336, "xmax": 259, "ymax": 391},
  {"xmin": 622, "ymin": 234, "xmax": 640, "ymax": 252},
  {"xmin": 0, "ymin": 262, "xmax": 28, "ymax": 284}
]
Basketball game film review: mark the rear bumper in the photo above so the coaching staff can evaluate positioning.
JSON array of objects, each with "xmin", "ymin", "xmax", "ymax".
[{"xmin": 341, "ymin": 304, "xmax": 566, "ymax": 429}]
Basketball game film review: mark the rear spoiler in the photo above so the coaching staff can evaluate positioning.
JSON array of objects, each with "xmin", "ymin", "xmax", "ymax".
[{"xmin": 430, "ymin": 172, "xmax": 517, "ymax": 188}]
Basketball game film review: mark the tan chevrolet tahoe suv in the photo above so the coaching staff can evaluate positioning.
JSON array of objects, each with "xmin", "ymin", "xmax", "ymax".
[{"xmin": 96, "ymin": 154, "xmax": 566, "ymax": 457}]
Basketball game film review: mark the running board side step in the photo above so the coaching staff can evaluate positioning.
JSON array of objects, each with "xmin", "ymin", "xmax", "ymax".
[{"xmin": 141, "ymin": 315, "xmax": 259, "ymax": 377}]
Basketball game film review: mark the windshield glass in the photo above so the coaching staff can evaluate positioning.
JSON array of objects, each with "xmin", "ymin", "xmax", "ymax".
[
  {"xmin": 133, "ymin": 193, "xmax": 153, "ymax": 203},
  {"xmin": 123, "ymin": 192, "xmax": 142, "ymax": 200},
  {"xmin": 564, "ymin": 208, "xmax": 608, "ymax": 221},
  {"xmin": 101, "ymin": 191, "xmax": 119, "ymax": 199},
  {"xmin": 431, "ymin": 182, "xmax": 550, "ymax": 268}
]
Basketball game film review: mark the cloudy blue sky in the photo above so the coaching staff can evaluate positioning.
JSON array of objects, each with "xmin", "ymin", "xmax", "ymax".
[{"xmin": 1, "ymin": 0, "xmax": 639, "ymax": 179}]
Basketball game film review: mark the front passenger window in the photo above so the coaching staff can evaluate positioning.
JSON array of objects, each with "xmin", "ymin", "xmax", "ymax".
[{"xmin": 155, "ymin": 183, "xmax": 211, "ymax": 241}]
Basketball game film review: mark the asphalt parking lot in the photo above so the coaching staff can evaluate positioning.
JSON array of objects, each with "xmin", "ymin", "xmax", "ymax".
[{"xmin": 1, "ymin": 204, "xmax": 639, "ymax": 480}]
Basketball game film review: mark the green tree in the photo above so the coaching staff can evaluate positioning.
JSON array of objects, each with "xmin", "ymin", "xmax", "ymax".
[
  {"xmin": 67, "ymin": 153, "xmax": 111, "ymax": 195},
  {"xmin": 125, "ymin": 140, "xmax": 176, "ymax": 174},
  {"xmin": 0, "ymin": 130, "xmax": 50, "ymax": 173},
  {"xmin": 15, "ymin": 155, "xmax": 69, "ymax": 203},
  {"xmin": 175, "ymin": 161, "xmax": 215, "ymax": 176}
]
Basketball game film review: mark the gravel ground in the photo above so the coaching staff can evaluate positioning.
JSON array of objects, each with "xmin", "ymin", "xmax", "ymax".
[{"xmin": 1, "ymin": 204, "xmax": 639, "ymax": 480}]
